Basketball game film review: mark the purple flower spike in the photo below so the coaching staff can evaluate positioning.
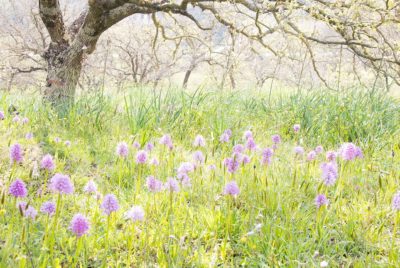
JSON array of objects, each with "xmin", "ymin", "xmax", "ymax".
[
  {"xmin": 70, "ymin": 213, "xmax": 90, "ymax": 237},
  {"xmin": 272, "ymin": 134, "xmax": 281, "ymax": 144},
  {"xmin": 10, "ymin": 143, "xmax": 23, "ymax": 164},
  {"xmin": 220, "ymin": 133, "xmax": 230, "ymax": 143},
  {"xmin": 233, "ymin": 144, "xmax": 245, "ymax": 154},
  {"xmin": 294, "ymin": 146, "xmax": 304, "ymax": 155},
  {"xmin": 116, "ymin": 142, "xmax": 129, "ymax": 158},
  {"xmin": 136, "ymin": 150, "xmax": 148, "ymax": 164},
  {"xmin": 12, "ymin": 115, "xmax": 20, "ymax": 123},
  {"xmin": 340, "ymin": 143, "xmax": 357, "ymax": 161},
  {"xmin": 150, "ymin": 157, "xmax": 159, "ymax": 166},
  {"xmin": 220, "ymin": 129, "xmax": 232, "ymax": 143},
  {"xmin": 315, "ymin": 194, "xmax": 329, "ymax": 208},
  {"xmin": 159, "ymin": 134, "xmax": 173, "ymax": 150},
  {"xmin": 49, "ymin": 174, "xmax": 74, "ymax": 194},
  {"xmin": 320, "ymin": 162, "xmax": 338, "ymax": 186},
  {"xmin": 146, "ymin": 176, "xmax": 163, "ymax": 193},
  {"xmin": 193, "ymin": 151, "xmax": 205, "ymax": 164},
  {"xmin": 340, "ymin": 143, "xmax": 363, "ymax": 161},
  {"xmin": 193, "ymin": 135, "xmax": 206, "ymax": 147},
  {"xmin": 181, "ymin": 174, "xmax": 192, "ymax": 188},
  {"xmin": 25, "ymin": 133, "xmax": 34, "ymax": 140},
  {"xmin": 133, "ymin": 141, "xmax": 140, "ymax": 149},
  {"xmin": 315, "ymin": 145, "xmax": 324, "ymax": 154},
  {"xmin": 224, "ymin": 181, "xmax": 240, "ymax": 196},
  {"xmin": 393, "ymin": 191, "xmax": 400, "ymax": 211},
  {"xmin": 177, "ymin": 162, "xmax": 195, "ymax": 174},
  {"xmin": 326, "ymin": 151, "xmax": 337, "ymax": 162},
  {"xmin": 40, "ymin": 201, "xmax": 56, "ymax": 216},
  {"xmin": 18, "ymin": 201, "xmax": 27, "ymax": 211},
  {"xmin": 9, "ymin": 179, "xmax": 27, "ymax": 198},
  {"xmin": 165, "ymin": 178, "xmax": 180, "ymax": 192},
  {"xmin": 125, "ymin": 206, "xmax": 145, "ymax": 222},
  {"xmin": 24, "ymin": 206, "xmax": 37, "ymax": 220},
  {"xmin": 355, "ymin": 146, "xmax": 364, "ymax": 159},
  {"xmin": 246, "ymin": 138, "xmax": 257, "ymax": 151},
  {"xmin": 224, "ymin": 157, "xmax": 239, "ymax": 173},
  {"xmin": 307, "ymin": 150, "xmax": 317, "ymax": 161},
  {"xmin": 242, "ymin": 155, "xmax": 251, "ymax": 164},
  {"xmin": 243, "ymin": 130, "xmax": 253, "ymax": 140},
  {"xmin": 145, "ymin": 142, "xmax": 154, "ymax": 151},
  {"xmin": 261, "ymin": 148, "xmax": 273, "ymax": 165},
  {"xmin": 83, "ymin": 180, "xmax": 98, "ymax": 194},
  {"xmin": 41, "ymin": 154, "xmax": 55, "ymax": 171},
  {"xmin": 101, "ymin": 194, "xmax": 119, "ymax": 215}
]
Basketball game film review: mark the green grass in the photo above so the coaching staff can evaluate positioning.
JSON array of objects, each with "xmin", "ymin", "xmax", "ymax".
[{"xmin": 0, "ymin": 87, "xmax": 399, "ymax": 267}]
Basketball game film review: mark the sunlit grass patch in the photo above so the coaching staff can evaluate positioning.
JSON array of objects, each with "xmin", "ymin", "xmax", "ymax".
[{"xmin": 0, "ymin": 88, "xmax": 399, "ymax": 266}]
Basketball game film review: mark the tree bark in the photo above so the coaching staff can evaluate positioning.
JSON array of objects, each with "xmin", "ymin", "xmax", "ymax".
[{"xmin": 43, "ymin": 42, "xmax": 83, "ymax": 109}]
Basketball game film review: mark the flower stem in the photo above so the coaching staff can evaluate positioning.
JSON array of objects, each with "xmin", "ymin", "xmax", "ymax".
[{"xmin": 72, "ymin": 237, "xmax": 83, "ymax": 267}]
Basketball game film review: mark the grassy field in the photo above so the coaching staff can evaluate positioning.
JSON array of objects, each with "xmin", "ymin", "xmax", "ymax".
[{"xmin": 0, "ymin": 87, "xmax": 399, "ymax": 267}]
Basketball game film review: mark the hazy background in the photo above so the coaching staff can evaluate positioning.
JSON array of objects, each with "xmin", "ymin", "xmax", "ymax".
[{"xmin": 0, "ymin": 0, "xmax": 397, "ymax": 95}]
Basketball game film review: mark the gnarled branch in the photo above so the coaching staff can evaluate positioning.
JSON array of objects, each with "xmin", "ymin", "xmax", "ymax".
[{"xmin": 39, "ymin": 0, "xmax": 66, "ymax": 42}]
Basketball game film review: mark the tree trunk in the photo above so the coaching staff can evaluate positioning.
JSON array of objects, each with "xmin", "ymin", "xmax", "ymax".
[
  {"xmin": 229, "ymin": 73, "xmax": 236, "ymax": 89},
  {"xmin": 43, "ymin": 42, "xmax": 83, "ymax": 109},
  {"xmin": 182, "ymin": 68, "xmax": 193, "ymax": 89}
]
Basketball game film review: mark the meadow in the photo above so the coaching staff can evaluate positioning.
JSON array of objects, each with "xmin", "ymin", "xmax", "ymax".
[{"xmin": 0, "ymin": 87, "xmax": 399, "ymax": 267}]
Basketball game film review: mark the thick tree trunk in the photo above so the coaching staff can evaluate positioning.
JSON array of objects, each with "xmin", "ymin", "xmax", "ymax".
[{"xmin": 43, "ymin": 42, "xmax": 83, "ymax": 109}]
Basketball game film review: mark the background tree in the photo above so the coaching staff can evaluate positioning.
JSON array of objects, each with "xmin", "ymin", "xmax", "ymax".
[{"xmin": 1, "ymin": 0, "xmax": 399, "ymax": 108}]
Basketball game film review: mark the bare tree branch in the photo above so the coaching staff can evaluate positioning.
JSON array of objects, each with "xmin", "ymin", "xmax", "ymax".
[{"xmin": 39, "ymin": 0, "xmax": 66, "ymax": 42}]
